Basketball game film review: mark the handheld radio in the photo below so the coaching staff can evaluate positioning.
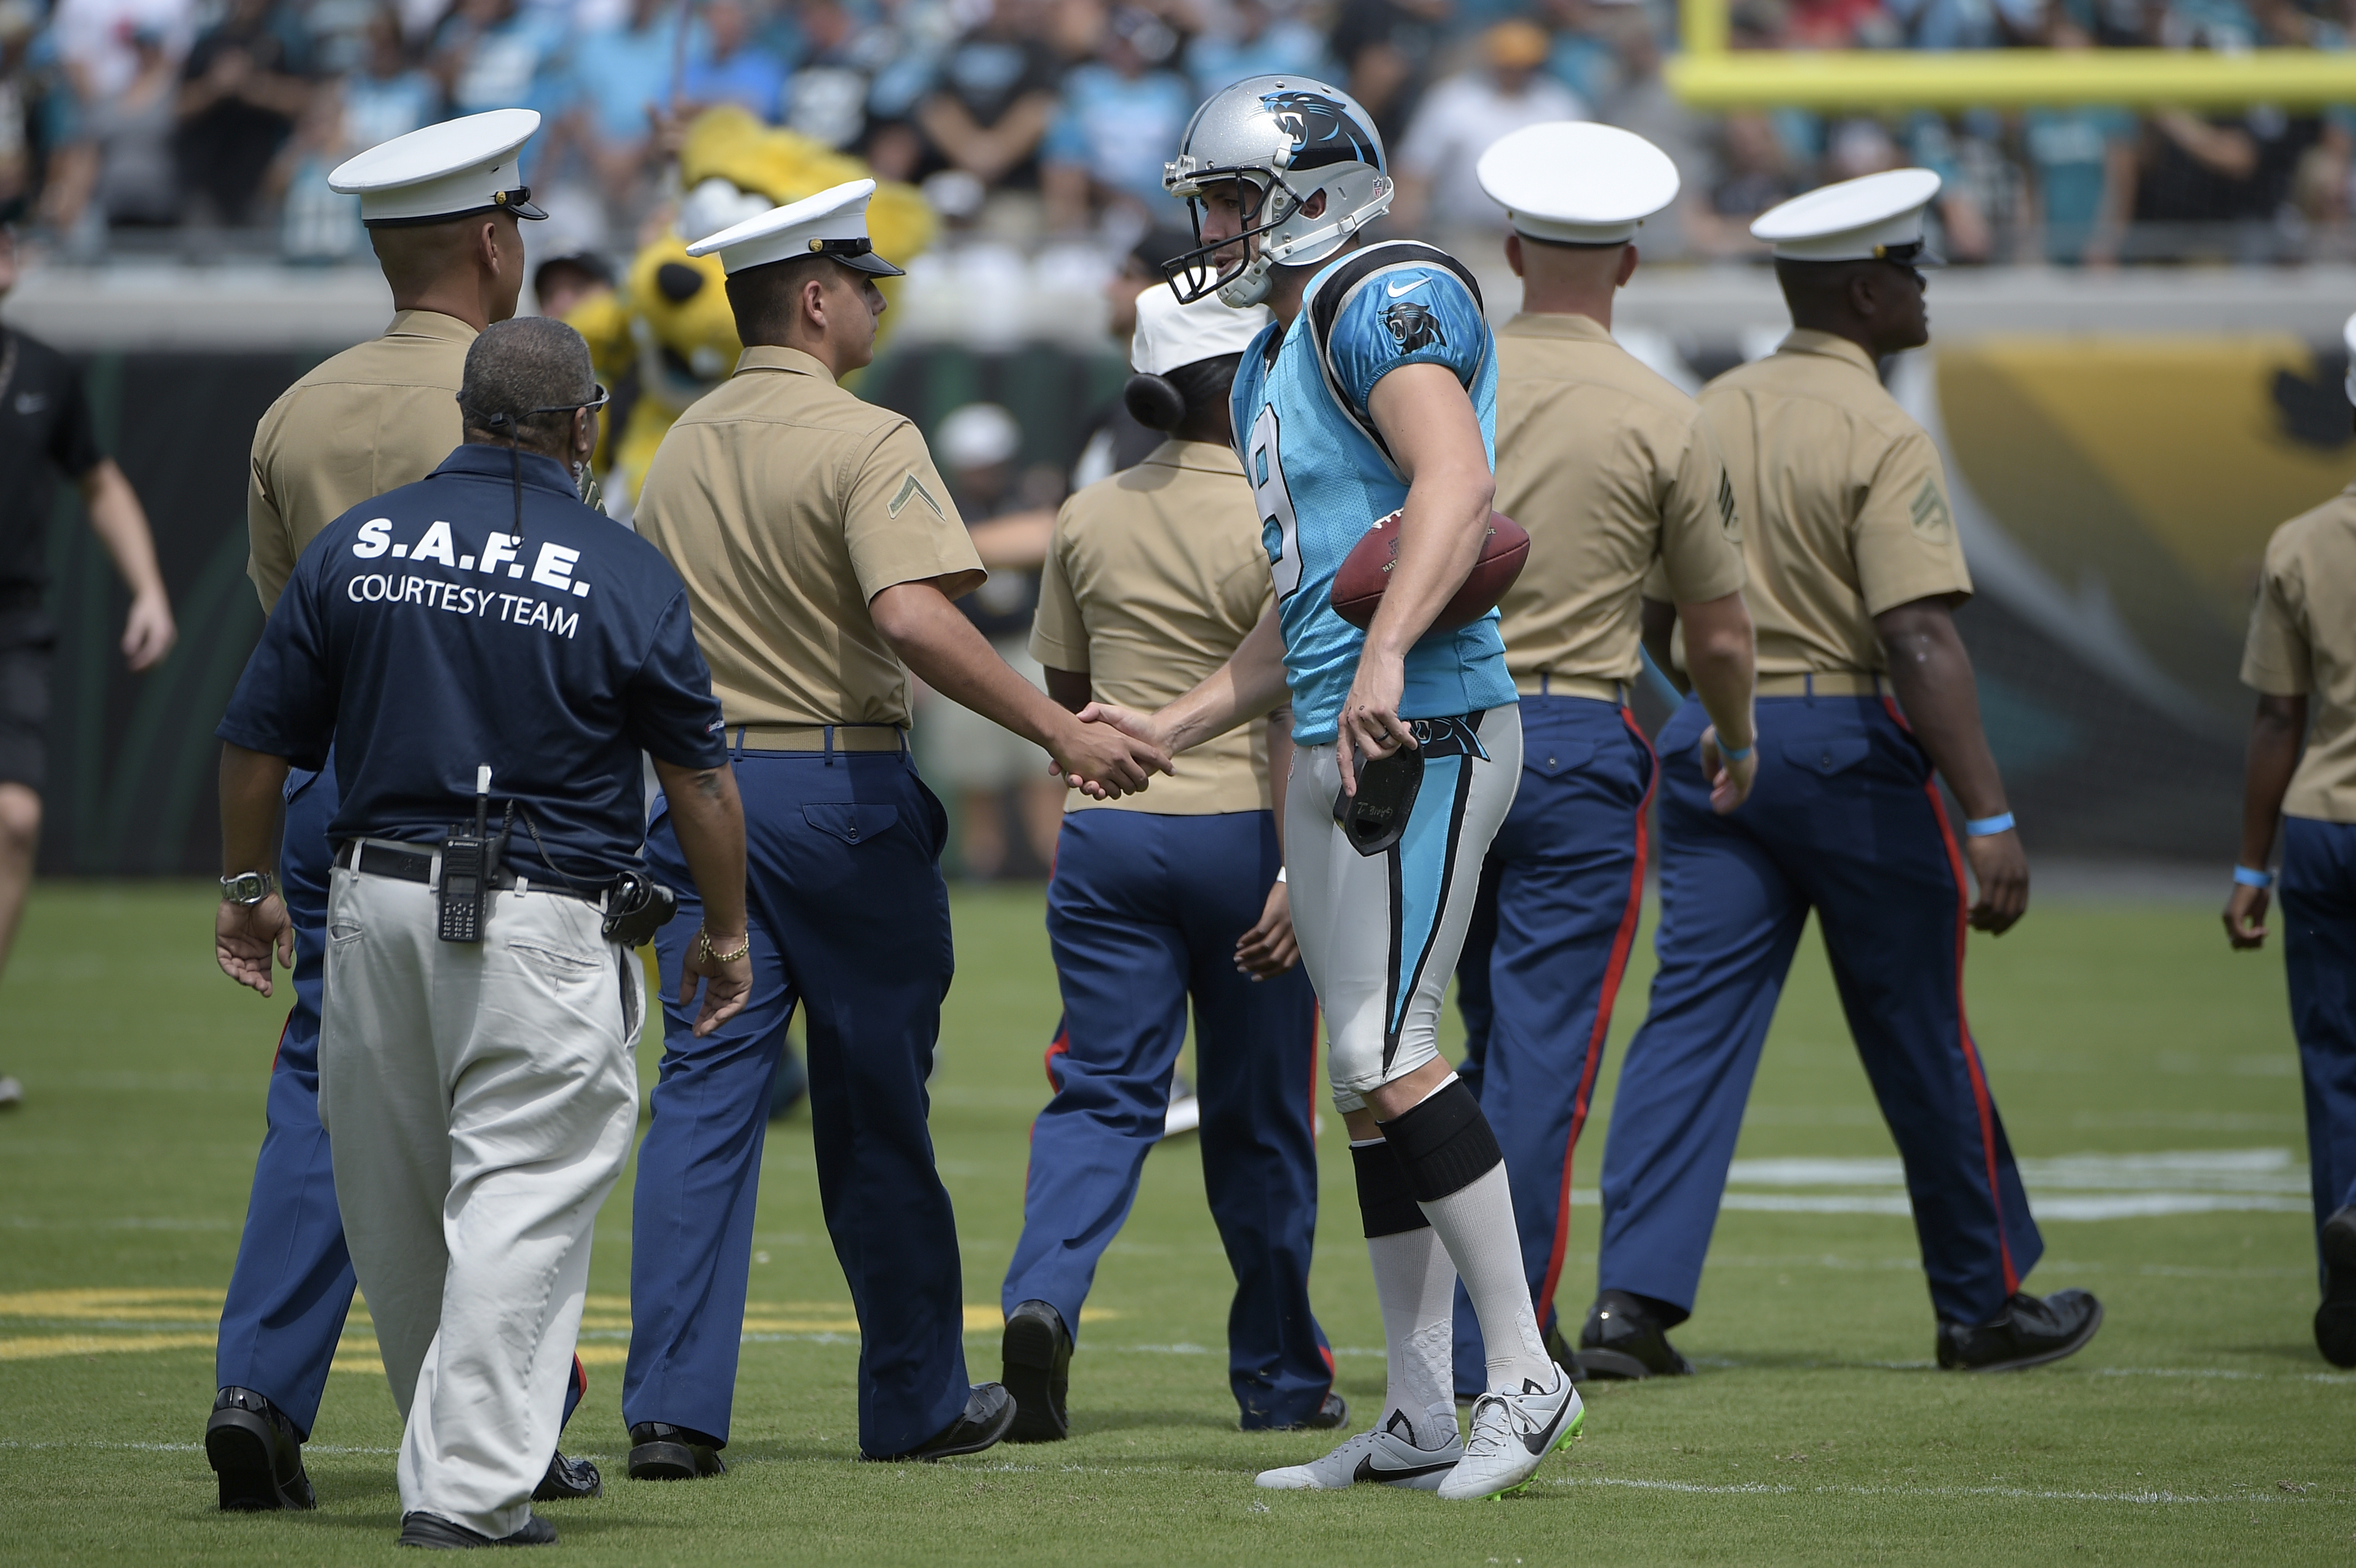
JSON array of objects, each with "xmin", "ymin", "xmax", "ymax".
[{"xmin": 438, "ymin": 765, "xmax": 507, "ymax": 943}]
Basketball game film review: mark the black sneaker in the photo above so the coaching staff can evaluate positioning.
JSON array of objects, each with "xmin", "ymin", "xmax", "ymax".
[
  {"xmin": 1001, "ymin": 1299, "xmax": 1072, "ymax": 1443},
  {"xmin": 626, "ymin": 1422, "xmax": 727, "ymax": 1481},
  {"xmin": 206, "ymin": 1386, "xmax": 315, "ymax": 1511},
  {"xmin": 1937, "ymin": 1289, "xmax": 2104, "ymax": 1372},
  {"xmin": 861, "ymin": 1384, "xmax": 1017, "ymax": 1462},
  {"xmin": 1281, "ymin": 1391, "xmax": 1349, "ymax": 1431},
  {"xmin": 397, "ymin": 1510, "xmax": 557, "ymax": 1548},
  {"xmin": 1573, "ymin": 1290, "xmax": 1694, "ymax": 1380},
  {"xmin": 2317, "ymin": 1206, "xmax": 2356, "ymax": 1368},
  {"xmin": 531, "ymin": 1450, "xmax": 602, "ymax": 1501}
]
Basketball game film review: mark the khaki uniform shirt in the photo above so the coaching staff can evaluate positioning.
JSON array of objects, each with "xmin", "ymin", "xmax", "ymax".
[
  {"xmin": 247, "ymin": 310, "xmax": 476, "ymax": 611},
  {"xmin": 1492, "ymin": 313, "xmax": 1746, "ymax": 684},
  {"xmin": 1694, "ymin": 329, "xmax": 1971, "ymax": 675},
  {"xmin": 1031, "ymin": 440, "xmax": 1274, "ymax": 816},
  {"xmin": 636, "ymin": 346, "xmax": 980, "ymax": 728},
  {"xmin": 2242, "ymin": 485, "xmax": 2356, "ymax": 822}
]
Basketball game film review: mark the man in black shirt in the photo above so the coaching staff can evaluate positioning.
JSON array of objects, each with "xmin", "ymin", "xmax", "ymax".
[{"xmin": 0, "ymin": 215, "xmax": 177, "ymax": 1108}]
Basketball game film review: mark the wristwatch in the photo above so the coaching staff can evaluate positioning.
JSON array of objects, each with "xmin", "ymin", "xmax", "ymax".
[{"xmin": 220, "ymin": 871, "xmax": 277, "ymax": 906}]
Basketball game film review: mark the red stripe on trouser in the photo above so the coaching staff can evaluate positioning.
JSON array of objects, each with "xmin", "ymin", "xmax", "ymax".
[
  {"xmin": 1042, "ymin": 1024, "xmax": 1070, "ymax": 1094},
  {"xmin": 1885, "ymin": 695, "xmax": 2019, "ymax": 1297},
  {"xmin": 1536, "ymin": 706, "xmax": 1657, "ymax": 1316}
]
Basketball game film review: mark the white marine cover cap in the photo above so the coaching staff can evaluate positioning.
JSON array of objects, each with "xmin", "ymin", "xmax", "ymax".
[
  {"xmin": 1131, "ymin": 287, "xmax": 1274, "ymax": 376},
  {"xmin": 684, "ymin": 179, "xmax": 905, "ymax": 277},
  {"xmin": 1476, "ymin": 122, "xmax": 1680, "ymax": 246},
  {"xmin": 1751, "ymin": 167, "xmax": 1944, "ymax": 266},
  {"xmin": 329, "ymin": 108, "xmax": 546, "ymax": 227}
]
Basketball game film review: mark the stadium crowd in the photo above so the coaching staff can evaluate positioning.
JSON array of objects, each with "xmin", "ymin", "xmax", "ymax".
[{"xmin": 2, "ymin": 0, "xmax": 2355, "ymax": 268}]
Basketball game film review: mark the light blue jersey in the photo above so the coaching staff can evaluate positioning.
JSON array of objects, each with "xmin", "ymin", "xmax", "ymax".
[{"xmin": 1231, "ymin": 240, "xmax": 1516, "ymax": 746}]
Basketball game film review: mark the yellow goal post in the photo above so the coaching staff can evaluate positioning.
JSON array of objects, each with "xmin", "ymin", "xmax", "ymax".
[{"xmin": 1665, "ymin": 0, "xmax": 2356, "ymax": 109}]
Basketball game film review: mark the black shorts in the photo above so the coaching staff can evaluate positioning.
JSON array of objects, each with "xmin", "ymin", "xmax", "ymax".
[{"xmin": 0, "ymin": 638, "xmax": 50, "ymax": 793}]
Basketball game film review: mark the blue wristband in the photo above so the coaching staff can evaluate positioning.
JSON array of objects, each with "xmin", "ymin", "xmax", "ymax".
[
  {"xmin": 1964, "ymin": 812, "xmax": 2015, "ymax": 837},
  {"xmin": 2233, "ymin": 864, "xmax": 2274, "ymax": 889},
  {"xmin": 1720, "ymin": 741, "xmax": 1753, "ymax": 764}
]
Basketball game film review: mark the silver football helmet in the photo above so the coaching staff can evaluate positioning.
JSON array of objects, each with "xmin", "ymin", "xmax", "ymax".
[{"xmin": 1161, "ymin": 76, "xmax": 1393, "ymax": 308}]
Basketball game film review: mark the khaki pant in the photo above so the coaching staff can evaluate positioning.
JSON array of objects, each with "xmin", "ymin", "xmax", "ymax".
[{"xmin": 318, "ymin": 853, "xmax": 640, "ymax": 1539}]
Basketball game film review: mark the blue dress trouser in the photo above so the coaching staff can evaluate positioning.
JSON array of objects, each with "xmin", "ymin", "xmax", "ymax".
[
  {"xmin": 626, "ymin": 746, "xmax": 972, "ymax": 1459},
  {"xmin": 215, "ymin": 757, "xmax": 591, "ymax": 1438},
  {"xmin": 1450, "ymin": 694, "xmax": 1654, "ymax": 1397},
  {"xmin": 2281, "ymin": 815, "xmax": 2356, "ymax": 1290},
  {"xmin": 1596, "ymin": 693, "xmax": 2043, "ymax": 1328},
  {"xmin": 1002, "ymin": 809, "xmax": 1332, "ymax": 1427},
  {"xmin": 215, "ymin": 763, "xmax": 352, "ymax": 1437}
]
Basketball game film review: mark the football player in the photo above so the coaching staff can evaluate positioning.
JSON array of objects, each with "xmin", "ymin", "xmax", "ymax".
[{"xmin": 1079, "ymin": 76, "xmax": 1577, "ymax": 1501}]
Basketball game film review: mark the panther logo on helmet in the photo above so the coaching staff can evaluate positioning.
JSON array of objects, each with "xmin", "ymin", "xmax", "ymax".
[
  {"xmin": 1382, "ymin": 300, "xmax": 1444, "ymax": 353},
  {"xmin": 1259, "ymin": 90, "xmax": 1383, "ymax": 175}
]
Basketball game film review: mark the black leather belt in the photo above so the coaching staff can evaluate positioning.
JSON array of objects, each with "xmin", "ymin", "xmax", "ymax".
[{"xmin": 336, "ymin": 839, "xmax": 606, "ymax": 905}]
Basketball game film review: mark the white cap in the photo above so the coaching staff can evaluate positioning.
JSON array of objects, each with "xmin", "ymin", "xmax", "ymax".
[
  {"xmin": 936, "ymin": 403, "xmax": 1022, "ymax": 469},
  {"xmin": 683, "ymin": 178, "xmax": 905, "ymax": 277},
  {"xmin": 329, "ymin": 108, "xmax": 545, "ymax": 227},
  {"xmin": 1476, "ymin": 122, "xmax": 1680, "ymax": 246},
  {"xmin": 2342, "ymin": 310, "xmax": 2356, "ymax": 404},
  {"xmin": 1751, "ymin": 168, "xmax": 1944, "ymax": 266},
  {"xmin": 1131, "ymin": 287, "xmax": 1273, "ymax": 376}
]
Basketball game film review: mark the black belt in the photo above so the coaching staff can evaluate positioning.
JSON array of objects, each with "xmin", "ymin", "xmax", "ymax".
[{"xmin": 336, "ymin": 839, "xmax": 607, "ymax": 905}]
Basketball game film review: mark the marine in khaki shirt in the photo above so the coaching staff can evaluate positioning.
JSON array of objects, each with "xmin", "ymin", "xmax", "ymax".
[
  {"xmin": 2222, "ymin": 368, "xmax": 2356, "ymax": 1369},
  {"xmin": 2240, "ymin": 487, "xmax": 2356, "ymax": 825},
  {"xmin": 1694, "ymin": 328, "xmax": 1971, "ymax": 678},
  {"xmin": 248, "ymin": 310, "xmax": 477, "ymax": 609},
  {"xmin": 1493, "ymin": 311, "xmax": 1745, "ymax": 688},
  {"xmin": 638, "ymin": 345, "xmax": 982, "ymax": 729},
  {"xmin": 619, "ymin": 186, "xmax": 1165, "ymax": 1472},
  {"xmin": 1031, "ymin": 439, "xmax": 1274, "ymax": 816}
]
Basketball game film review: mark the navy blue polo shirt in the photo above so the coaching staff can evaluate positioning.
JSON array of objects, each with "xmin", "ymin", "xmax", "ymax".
[{"xmin": 219, "ymin": 443, "xmax": 729, "ymax": 882}]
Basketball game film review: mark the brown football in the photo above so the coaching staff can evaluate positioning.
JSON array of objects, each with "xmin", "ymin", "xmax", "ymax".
[{"xmin": 1331, "ymin": 510, "xmax": 1530, "ymax": 632}]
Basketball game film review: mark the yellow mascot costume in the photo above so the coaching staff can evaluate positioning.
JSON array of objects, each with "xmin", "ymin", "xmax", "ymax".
[{"xmin": 567, "ymin": 106, "xmax": 935, "ymax": 511}]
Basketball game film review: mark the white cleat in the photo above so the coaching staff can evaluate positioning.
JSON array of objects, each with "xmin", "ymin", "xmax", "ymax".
[
  {"xmin": 1436, "ymin": 1366, "xmax": 1583, "ymax": 1501},
  {"xmin": 1254, "ymin": 1412, "xmax": 1463, "ymax": 1492}
]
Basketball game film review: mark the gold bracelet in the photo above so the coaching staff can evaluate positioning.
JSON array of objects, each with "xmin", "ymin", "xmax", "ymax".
[{"xmin": 696, "ymin": 927, "xmax": 751, "ymax": 965}]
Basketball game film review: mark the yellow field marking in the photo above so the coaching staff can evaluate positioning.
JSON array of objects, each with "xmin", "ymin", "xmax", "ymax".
[
  {"xmin": 0, "ymin": 1333, "xmax": 217, "ymax": 1361},
  {"xmin": 328, "ymin": 1343, "xmax": 631, "ymax": 1376},
  {"xmin": 0, "ymin": 1291, "xmax": 1119, "ymax": 1366},
  {"xmin": 0, "ymin": 1288, "xmax": 224, "ymax": 1320}
]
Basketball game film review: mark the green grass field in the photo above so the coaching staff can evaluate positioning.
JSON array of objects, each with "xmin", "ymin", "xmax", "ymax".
[{"xmin": 1, "ymin": 878, "xmax": 2349, "ymax": 1564}]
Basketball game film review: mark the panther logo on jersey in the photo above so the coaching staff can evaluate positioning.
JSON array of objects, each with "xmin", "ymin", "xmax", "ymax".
[
  {"xmin": 1382, "ymin": 300, "xmax": 1444, "ymax": 353},
  {"xmin": 1260, "ymin": 90, "xmax": 1382, "ymax": 174}
]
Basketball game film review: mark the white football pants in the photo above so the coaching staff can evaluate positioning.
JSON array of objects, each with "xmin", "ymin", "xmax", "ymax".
[
  {"xmin": 1286, "ymin": 704, "xmax": 1520, "ymax": 1112},
  {"xmin": 318, "ymin": 854, "xmax": 641, "ymax": 1539}
]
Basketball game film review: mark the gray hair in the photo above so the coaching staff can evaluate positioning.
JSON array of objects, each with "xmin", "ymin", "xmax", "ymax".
[{"xmin": 459, "ymin": 317, "xmax": 596, "ymax": 451}]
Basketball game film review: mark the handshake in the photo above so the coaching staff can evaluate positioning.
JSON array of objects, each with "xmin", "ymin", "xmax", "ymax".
[{"xmin": 1043, "ymin": 702, "xmax": 1181, "ymax": 800}]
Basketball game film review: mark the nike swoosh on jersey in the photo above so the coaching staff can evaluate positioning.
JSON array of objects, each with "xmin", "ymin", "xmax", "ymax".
[
  {"xmin": 1353, "ymin": 1452, "xmax": 1458, "ymax": 1483},
  {"xmin": 1384, "ymin": 276, "xmax": 1429, "ymax": 297}
]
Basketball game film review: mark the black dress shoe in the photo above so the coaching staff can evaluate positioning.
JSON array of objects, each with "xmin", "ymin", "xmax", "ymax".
[
  {"xmin": 862, "ymin": 1383, "xmax": 1017, "ymax": 1462},
  {"xmin": 1937, "ymin": 1288, "xmax": 2104, "ymax": 1371},
  {"xmin": 1573, "ymin": 1290, "xmax": 1695, "ymax": 1380},
  {"xmin": 397, "ymin": 1510, "xmax": 557, "ymax": 1548},
  {"xmin": 1001, "ymin": 1299, "xmax": 1072, "ymax": 1443},
  {"xmin": 1543, "ymin": 1317, "xmax": 1577, "ymax": 1381},
  {"xmin": 1283, "ymin": 1391, "xmax": 1348, "ymax": 1431},
  {"xmin": 531, "ymin": 1450, "xmax": 602, "ymax": 1501},
  {"xmin": 206, "ymin": 1386, "xmax": 316, "ymax": 1511},
  {"xmin": 626, "ymin": 1422, "xmax": 727, "ymax": 1481},
  {"xmin": 2316, "ymin": 1205, "xmax": 2356, "ymax": 1368}
]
